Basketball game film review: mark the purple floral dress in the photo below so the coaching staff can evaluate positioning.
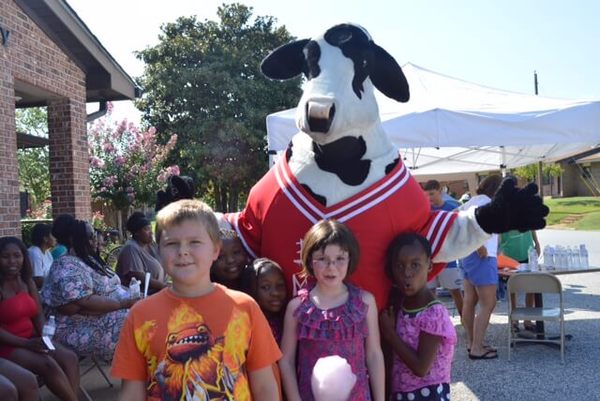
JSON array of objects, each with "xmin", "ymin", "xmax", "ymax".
[
  {"xmin": 41, "ymin": 255, "xmax": 130, "ymax": 362},
  {"xmin": 295, "ymin": 284, "xmax": 370, "ymax": 401}
]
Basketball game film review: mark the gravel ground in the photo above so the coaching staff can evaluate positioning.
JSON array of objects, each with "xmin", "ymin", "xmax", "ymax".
[{"xmin": 450, "ymin": 271, "xmax": 600, "ymax": 401}]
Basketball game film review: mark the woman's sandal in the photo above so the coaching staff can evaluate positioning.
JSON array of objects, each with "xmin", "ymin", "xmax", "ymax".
[
  {"xmin": 468, "ymin": 350, "xmax": 498, "ymax": 360},
  {"xmin": 467, "ymin": 345, "xmax": 497, "ymax": 353}
]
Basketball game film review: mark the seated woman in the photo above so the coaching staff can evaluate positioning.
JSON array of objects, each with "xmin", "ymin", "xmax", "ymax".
[
  {"xmin": 27, "ymin": 223, "xmax": 55, "ymax": 289},
  {"xmin": 116, "ymin": 212, "xmax": 166, "ymax": 295},
  {"xmin": 41, "ymin": 220, "xmax": 139, "ymax": 362},
  {"xmin": 0, "ymin": 237, "xmax": 79, "ymax": 401}
]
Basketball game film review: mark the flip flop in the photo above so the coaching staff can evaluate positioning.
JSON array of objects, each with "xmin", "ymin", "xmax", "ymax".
[
  {"xmin": 467, "ymin": 345, "xmax": 497, "ymax": 353},
  {"xmin": 468, "ymin": 350, "xmax": 498, "ymax": 360}
]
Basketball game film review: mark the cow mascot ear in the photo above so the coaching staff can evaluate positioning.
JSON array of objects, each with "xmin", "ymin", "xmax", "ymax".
[
  {"xmin": 155, "ymin": 175, "xmax": 195, "ymax": 212},
  {"xmin": 368, "ymin": 42, "xmax": 410, "ymax": 103},
  {"xmin": 261, "ymin": 39, "xmax": 310, "ymax": 80}
]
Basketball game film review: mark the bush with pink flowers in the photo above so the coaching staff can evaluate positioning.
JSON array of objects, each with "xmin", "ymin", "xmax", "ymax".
[{"xmin": 88, "ymin": 107, "xmax": 179, "ymax": 211}]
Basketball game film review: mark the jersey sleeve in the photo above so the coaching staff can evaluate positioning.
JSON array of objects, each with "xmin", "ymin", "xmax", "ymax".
[
  {"xmin": 420, "ymin": 210, "xmax": 458, "ymax": 279},
  {"xmin": 226, "ymin": 207, "xmax": 260, "ymax": 260},
  {"xmin": 245, "ymin": 300, "xmax": 282, "ymax": 372},
  {"xmin": 110, "ymin": 309, "xmax": 148, "ymax": 381}
]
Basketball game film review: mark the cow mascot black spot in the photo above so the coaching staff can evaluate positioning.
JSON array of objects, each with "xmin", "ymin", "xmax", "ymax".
[{"xmin": 224, "ymin": 23, "xmax": 548, "ymax": 309}]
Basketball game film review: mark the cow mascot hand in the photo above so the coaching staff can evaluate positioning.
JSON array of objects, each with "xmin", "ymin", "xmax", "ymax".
[{"xmin": 475, "ymin": 177, "xmax": 550, "ymax": 234}]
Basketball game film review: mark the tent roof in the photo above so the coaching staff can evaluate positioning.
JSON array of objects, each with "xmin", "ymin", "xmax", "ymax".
[{"xmin": 266, "ymin": 63, "xmax": 600, "ymax": 175}]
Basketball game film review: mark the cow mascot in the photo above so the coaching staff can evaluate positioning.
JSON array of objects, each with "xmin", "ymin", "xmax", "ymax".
[{"xmin": 225, "ymin": 23, "xmax": 548, "ymax": 309}]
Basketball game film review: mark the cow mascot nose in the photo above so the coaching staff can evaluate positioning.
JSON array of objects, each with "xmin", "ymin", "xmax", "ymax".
[{"xmin": 306, "ymin": 100, "xmax": 336, "ymax": 133}]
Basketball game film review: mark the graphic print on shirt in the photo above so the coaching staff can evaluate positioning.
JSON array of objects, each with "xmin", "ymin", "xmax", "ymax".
[
  {"xmin": 136, "ymin": 303, "xmax": 251, "ymax": 401},
  {"xmin": 292, "ymin": 237, "xmax": 306, "ymax": 295}
]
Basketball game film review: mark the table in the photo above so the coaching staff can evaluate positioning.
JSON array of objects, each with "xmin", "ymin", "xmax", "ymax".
[{"xmin": 499, "ymin": 267, "xmax": 600, "ymax": 345}]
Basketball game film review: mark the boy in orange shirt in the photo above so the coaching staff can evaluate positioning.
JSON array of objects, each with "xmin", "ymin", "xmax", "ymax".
[{"xmin": 111, "ymin": 199, "xmax": 281, "ymax": 401}]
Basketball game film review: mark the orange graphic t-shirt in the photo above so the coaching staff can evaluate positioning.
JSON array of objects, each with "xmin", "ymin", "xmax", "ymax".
[{"xmin": 111, "ymin": 284, "xmax": 282, "ymax": 401}]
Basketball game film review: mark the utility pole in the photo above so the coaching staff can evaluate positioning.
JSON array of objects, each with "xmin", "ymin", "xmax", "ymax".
[{"xmin": 534, "ymin": 70, "xmax": 539, "ymax": 95}]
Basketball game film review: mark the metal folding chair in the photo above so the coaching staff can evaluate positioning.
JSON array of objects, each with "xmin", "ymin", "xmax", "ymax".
[
  {"xmin": 507, "ymin": 272, "xmax": 565, "ymax": 363},
  {"xmin": 80, "ymin": 354, "xmax": 113, "ymax": 388}
]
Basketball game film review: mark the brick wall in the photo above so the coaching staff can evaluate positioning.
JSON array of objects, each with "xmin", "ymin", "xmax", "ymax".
[{"xmin": 0, "ymin": 0, "xmax": 91, "ymax": 236}]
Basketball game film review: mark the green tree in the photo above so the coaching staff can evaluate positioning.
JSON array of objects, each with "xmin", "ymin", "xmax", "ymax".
[
  {"xmin": 513, "ymin": 163, "xmax": 563, "ymax": 182},
  {"xmin": 16, "ymin": 107, "xmax": 51, "ymax": 211},
  {"xmin": 135, "ymin": 3, "xmax": 302, "ymax": 212}
]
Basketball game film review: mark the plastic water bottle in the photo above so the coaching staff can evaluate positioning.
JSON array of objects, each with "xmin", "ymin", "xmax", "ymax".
[
  {"xmin": 554, "ymin": 246, "xmax": 562, "ymax": 269},
  {"xmin": 580, "ymin": 244, "xmax": 589, "ymax": 269},
  {"xmin": 571, "ymin": 246, "xmax": 581, "ymax": 269},
  {"xmin": 528, "ymin": 246, "xmax": 539, "ymax": 271},
  {"xmin": 129, "ymin": 278, "xmax": 141, "ymax": 298},
  {"xmin": 42, "ymin": 315, "xmax": 56, "ymax": 339},
  {"xmin": 543, "ymin": 245, "xmax": 554, "ymax": 270}
]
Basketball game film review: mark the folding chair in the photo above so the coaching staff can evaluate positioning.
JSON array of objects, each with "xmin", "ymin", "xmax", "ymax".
[
  {"xmin": 80, "ymin": 355, "xmax": 113, "ymax": 388},
  {"xmin": 507, "ymin": 272, "xmax": 565, "ymax": 363}
]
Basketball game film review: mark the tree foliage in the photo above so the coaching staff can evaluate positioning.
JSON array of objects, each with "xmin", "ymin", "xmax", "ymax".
[
  {"xmin": 135, "ymin": 3, "xmax": 302, "ymax": 212},
  {"xmin": 513, "ymin": 163, "xmax": 563, "ymax": 182},
  {"xmin": 16, "ymin": 107, "xmax": 51, "ymax": 212}
]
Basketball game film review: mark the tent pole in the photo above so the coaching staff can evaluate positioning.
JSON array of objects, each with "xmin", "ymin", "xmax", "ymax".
[
  {"xmin": 537, "ymin": 161, "xmax": 543, "ymax": 195},
  {"xmin": 500, "ymin": 146, "xmax": 507, "ymax": 177}
]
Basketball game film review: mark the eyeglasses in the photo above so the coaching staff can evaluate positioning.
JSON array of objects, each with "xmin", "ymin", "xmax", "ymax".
[{"xmin": 312, "ymin": 256, "xmax": 349, "ymax": 268}]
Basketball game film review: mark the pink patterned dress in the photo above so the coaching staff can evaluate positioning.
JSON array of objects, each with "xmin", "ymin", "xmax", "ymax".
[
  {"xmin": 391, "ymin": 300, "xmax": 457, "ymax": 400},
  {"xmin": 295, "ymin": 284, "xmax": 371, "ymax": 401}
]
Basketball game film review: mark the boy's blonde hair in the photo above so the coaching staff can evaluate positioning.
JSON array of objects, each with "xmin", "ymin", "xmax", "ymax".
[{"xmin": 155, "ymin": 199, "xmax": 220, "ymax": 245}]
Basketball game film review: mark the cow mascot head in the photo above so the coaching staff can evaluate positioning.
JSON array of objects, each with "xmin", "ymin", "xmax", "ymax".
[{"xmin": 261, "ymin": 23, "xmax": 411, "ymax": 205}]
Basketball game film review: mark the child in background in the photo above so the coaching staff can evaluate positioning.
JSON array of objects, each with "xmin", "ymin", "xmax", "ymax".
[
  {"xmin": 210, "ymin": 229, "xmax": 250, "ymax": 291},
  {"xmin": 247, "ymin": 258, "xmax": 287, "ymax": 344},
  {"xmin": 112, "ymin": 200, "xmax": 280, "ymax": 401},
  {"xmin": 379, "ymin": 233, "xmax": 456, "ymax": 401},
  {"xmin": 0, "ymin": 237, "xmax": 80, "ymax": 401},
  {"xmin": 279, "ymin": 219, "xmax": 384, "ymax": 401},
  {"xmin": 27, "ymin": 223, "xmax": 55, "ymax": 289}
]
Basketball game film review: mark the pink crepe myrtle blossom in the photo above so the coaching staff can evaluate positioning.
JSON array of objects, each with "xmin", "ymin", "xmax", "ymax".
[
  {"xmin": 88, "ymin": 115, "xmax": 177, "ymax": 209},
  {"xmin": 115, "ymin": 156, "xmax": 126, "ymax": 167}
]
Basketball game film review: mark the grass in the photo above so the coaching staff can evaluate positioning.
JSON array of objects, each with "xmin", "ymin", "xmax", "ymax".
[
  {"xmin": 575, "ymin": 211, "xmax": 600, "ymax": 230},
  {"xmin": 544, "ymin": 196, "xmax": 600, "ymax": 230}
]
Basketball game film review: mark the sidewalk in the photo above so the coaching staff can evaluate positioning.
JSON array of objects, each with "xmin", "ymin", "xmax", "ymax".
[{"xmin": 41, "ymin": 270, "xmax": 600, "ymax": 401}]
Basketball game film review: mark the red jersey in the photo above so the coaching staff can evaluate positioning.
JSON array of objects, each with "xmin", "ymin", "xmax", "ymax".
[{"xmin": 227, "ymin": 156, "xmax": 457, "ymax": 309}]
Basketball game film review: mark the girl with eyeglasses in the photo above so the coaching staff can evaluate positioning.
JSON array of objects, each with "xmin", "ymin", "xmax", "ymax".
[{"xmin": 279, "ymin": 219, "xmax": 385, "ymax": 401}]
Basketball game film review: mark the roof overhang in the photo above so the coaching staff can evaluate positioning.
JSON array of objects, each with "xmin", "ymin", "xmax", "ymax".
[
  {"xmin": 14, "ymin": 0, "xmax": 139, "ymax": 107},
  {"xmin": 17, "ymin": 132, "xmax": 49, "ymax": 149}
]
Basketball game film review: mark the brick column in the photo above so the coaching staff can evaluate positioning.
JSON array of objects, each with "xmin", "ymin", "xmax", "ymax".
[
  {"xmin": 48, "ymin": 97, "xmax": 91, "ymax": 220},
  {"xmin": 0, "ymin": 71, "xmax": 21, "ymax": 237}
]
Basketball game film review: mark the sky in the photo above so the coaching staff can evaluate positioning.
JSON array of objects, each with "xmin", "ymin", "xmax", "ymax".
[{"xmin": 67, "ymin": 0, "xmax": 600, "ymax": 124}]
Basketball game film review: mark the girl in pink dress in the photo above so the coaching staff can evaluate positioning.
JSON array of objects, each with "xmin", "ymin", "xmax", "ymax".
[
  {"xmin": 279, "ymin": 219, "xmax": 385, "ymax": 401},
  {"xmin": 379, "ymin": 233, "xmax": 457, "ymax": 401}
]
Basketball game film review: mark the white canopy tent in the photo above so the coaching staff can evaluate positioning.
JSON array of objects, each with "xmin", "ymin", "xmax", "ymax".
[{"xmin": 266, "ymin": 63, "xmax": 600, "ymax": 176}]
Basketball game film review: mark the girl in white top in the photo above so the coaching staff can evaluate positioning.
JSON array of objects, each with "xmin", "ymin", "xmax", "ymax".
[{"xmin": 27, "ymin": 223, "xmax": 55, "ymax": 288}]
